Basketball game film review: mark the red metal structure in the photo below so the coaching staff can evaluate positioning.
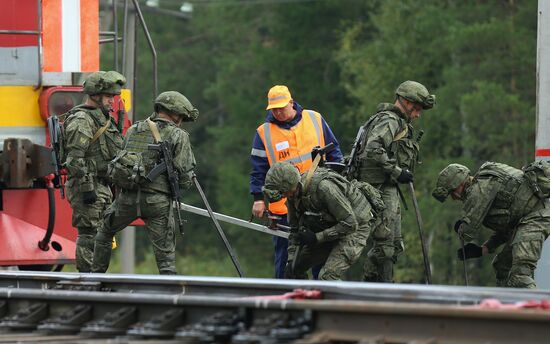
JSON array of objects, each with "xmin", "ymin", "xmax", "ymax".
[{"xmin": 0, "ymin": 0, "xmax": 130, "ymax": 267}]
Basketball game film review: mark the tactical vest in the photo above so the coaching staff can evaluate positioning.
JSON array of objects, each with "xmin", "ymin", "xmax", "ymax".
[
  {"xmin": 123, "ymin": 118, "xmax": 180, "ymax": 194},
  {"xmin": 355, "ymin": 108, "xmax": 419, "ymax": 185},
  {"xmin": 295, "ymin": 168, "xmax": 371, "ymax": 232},
  {"xmin": 475, "ymin": 162, "xmax": 543, "ymax": 231},
  {"xmin": 63, "ymin": 105, "xmax": 123, "ymax": 179},
  {"xmin": 522, "ymin": 160, "xmax": 550, "ymax": 199},
  {"xmin": 257, "ymin": 110, "xmax": 326, "ymax": 214}
]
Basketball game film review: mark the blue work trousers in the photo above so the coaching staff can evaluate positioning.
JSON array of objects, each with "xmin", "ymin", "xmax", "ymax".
[{"xmin": 273, "ymin": 216, "xmax": 321, "ymax": 279}]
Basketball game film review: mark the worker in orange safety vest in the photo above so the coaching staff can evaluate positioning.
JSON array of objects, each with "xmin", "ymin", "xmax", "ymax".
[{"xmin": 249, "ymin": 85, "xmax": 343, "ymax": 279}]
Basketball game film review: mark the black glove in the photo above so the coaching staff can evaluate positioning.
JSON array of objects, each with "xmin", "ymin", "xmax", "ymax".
[
  {"xmin": 297, "ymin": 230, "xmax": 317, "ymax": 245},
  {"xmin": 82, "ymin": 190, "xmax": 97, "ymax": 205},
  {"xmin": 454, "ymin": 220, "xmax": 465, "ymax": 234},
  {"xmin": 397, "ymin": 169, "xmax": 414, "ymax": 184},
  {"xmin": 457, "ymin": 243, "xmax": 483, "ymax": 261}
]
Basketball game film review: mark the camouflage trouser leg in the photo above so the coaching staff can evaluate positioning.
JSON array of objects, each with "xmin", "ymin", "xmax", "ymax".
[
  {"xmin": 364, "ymin": 185, "xmax": 402, "ymax": 283},
  {"xmin": 68, "ymin": 183, "xmax": 111, "ymax": 273},
  {"xmin": 320, "ymin": 222, "xmax": 371, "ymax": 281},
  {"xmin": 491, "ymin": 243, "xmax": 513, "ymax": 287},
  {"xmin": 292, "ymin": 242, "xmax": 335, "ymax": 279},
  {"xmin": 92, "ymin": 193, "xmax": 136, "ymax": 273},
  {"xmin": 141, "ymin": 193, "xmax": 176, "ymax": 275},
  {"xmin": 506, "ymin": 210, "xmax": 550, "ymax": 288}
]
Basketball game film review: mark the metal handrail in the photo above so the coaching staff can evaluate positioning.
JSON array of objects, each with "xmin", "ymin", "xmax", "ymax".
[
  {"xmin": 131, "ymin": 0, "xmax": 158, "ymax": 97},
  {"xmin": 121, "ymin": 0, "xmax": 128, "ymax": 73},
  {"xmin": 0, "ymin": 30, "xmax": 40, "ymax": 35},
  {"xmin": 99, "ymin": 37, "xmax": 123, "ymax": 44},
  {"xmin": 36, "ymin": 0, "xmax": 43, "ymax": 89},
  {"xmin": 0, "ymin": 0, "xmax": 159, "ymax": 100},
  {"xmin": 0, "ymin": 0, "xmax": 43, "ymax": 89},
  {"xmin": 113, "ymin": 0, "xmax": 119, "ymax": 71}
]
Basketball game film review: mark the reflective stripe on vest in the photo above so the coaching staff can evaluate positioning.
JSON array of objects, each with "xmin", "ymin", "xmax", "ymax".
[{"xmin": 257, "ymin": 110, "xmax": 326, "ymax": 214}]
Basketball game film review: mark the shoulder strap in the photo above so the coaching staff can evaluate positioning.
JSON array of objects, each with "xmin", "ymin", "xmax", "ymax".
[
  {"xmin": 90, "ymin": 118, "xmax": 112, "ymax": 144},
  {"xmin": 393, "ymin": 125, "xmax": 408, "ymax": 142},
  {"xmin": 364, "ymin": 111, "xmax": 384, "ymax": 130},
  {"xmin": 146, "ymin": 118, "xmax": 162, "ymax": 143},
  {"xmin": 303, "ymin": 153, "xmax": 322, "ymax": 192}
]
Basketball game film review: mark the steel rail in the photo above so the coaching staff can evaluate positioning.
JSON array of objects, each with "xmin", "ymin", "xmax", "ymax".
[
  {"xmin": 1, "ymin": 271, "xmax": 550, "ymax": 306},
  {"xmin": 0, "ymin": 288, "xmax": 549, "ymax": 343}
]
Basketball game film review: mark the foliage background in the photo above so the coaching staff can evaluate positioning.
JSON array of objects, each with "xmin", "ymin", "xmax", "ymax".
[{"xmin": 98, "ymin": 0, "xmax": 537, "ymax": 286}]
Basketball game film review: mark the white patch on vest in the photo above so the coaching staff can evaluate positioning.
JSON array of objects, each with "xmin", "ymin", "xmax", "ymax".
[{"xmin": 275, "ymin": 141, "xmax": 290, "ymax": 151}]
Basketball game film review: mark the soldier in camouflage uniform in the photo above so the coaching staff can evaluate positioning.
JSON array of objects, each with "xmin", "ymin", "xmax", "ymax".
[
  {"xmin": 433, "ymin": 162, "xmax": 550, "ymax": 288},
  {"xmin": 262, "ymin": 162, "xmax": 375, "ymax": 280},
  {"xmin": 91, "ymin": 91, "xmax": 198, "ymax": 275},
  {"xmin": 351, "ymin": 81, "xmax": 435, "ymax": 283},
  {"xmin": 64, "ymin": 71, "xmax": 126, "ymax": 272}
]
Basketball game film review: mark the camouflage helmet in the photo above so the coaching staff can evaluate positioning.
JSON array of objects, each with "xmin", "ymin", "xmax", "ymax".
[
  {"xmin": 154, "ymin": 91, "xmax": 199, "ymax": 122},
  {"xmin": 262, "ymin": 162, "xmax": 300, "ymax": 202},
  {"xmin": 432, "ymin": 164, "xmax": 471, "ymax": 202},
  {"xmin": 83, "ymin": 71, "xmax": 126, "ymax": 95},
  {"xmin": 396, "ymin": 80, "xmax": 436, "ymax": 109}
]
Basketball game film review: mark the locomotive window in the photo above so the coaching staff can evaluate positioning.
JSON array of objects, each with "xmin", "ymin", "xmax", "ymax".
[{"xmin": 48, "ymin": 91, "xmax": 85, "ymax": 117}]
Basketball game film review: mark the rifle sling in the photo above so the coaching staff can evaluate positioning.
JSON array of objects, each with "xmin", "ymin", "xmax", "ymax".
[
  {"xmin": 146, "ymin": 118, "xmax": 162, "ymax": 143},
  {"xmin": 393, "ymin": 125, "xmax": 408, "ymax": 142},
  {"xmin": 303, "ymin": 153, "xmax": 322, "ymax": 193},
  {"xmin": 91, "ymin": 118, "xmax": 112, "ymax": 144}
]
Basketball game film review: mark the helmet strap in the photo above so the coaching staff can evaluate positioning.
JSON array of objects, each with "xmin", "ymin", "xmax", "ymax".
[
  {"xmin": 93, "ymin": 95, "xmax": 112, "ymax": 117},
  {"xmin": 159, "ymin": 110, "xmax": 183, "ymax": 126},
  {"xmin": 397, "ymin": 96, "xmax": 413, "ymax": 119},
  {"xmin": 167, "ymin": 112, "xmax": 182, "ymax": 126}
]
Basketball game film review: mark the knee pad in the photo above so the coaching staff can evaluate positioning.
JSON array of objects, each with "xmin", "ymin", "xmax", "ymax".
[
  {"xmin": 368, "ymin": 245, "xmax": 395, "ymax": 262},
  {"xmin": 95, "ymin": 231, "xmax": 114, "ymax": 246},
  {"xmin": 369, "ymin": 246, "xmax": 395, "ymax": 263}
]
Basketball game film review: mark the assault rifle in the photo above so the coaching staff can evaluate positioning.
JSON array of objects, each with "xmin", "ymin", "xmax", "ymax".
[
  {"xmin": 146, "ymin": 141, "xmax": 184, "ymax": 234},
  {"xmin": 116, "ymin": 98, "xmax": 126, "ymax": 134},
  {"xmin": 311, "ymin": 142, "xmax": 335, "ymax": 165},
  {"xmin": 344, "ymin": 125, "xmax": 366, "ymax": 178},
  {"xmin": 46, "ymin": 115, "xmax": 65, "ymax": 198}
]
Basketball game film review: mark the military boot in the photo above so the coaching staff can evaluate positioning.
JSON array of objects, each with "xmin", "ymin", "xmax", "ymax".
[
  {"xmin": 91, "ymin": 237, "xmax": 113, "ymax": 273},
  {"xmin": 76, "ymin": 234, "xmax": 96, "ymax": 272},
  {"xmin": 378, "ymin": 259, "xmax": 394, "ymax": 283}
]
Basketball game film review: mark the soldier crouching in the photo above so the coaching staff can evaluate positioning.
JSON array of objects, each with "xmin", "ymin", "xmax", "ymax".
[
  {"xmin": 433, "ymin": 162, "xmax": 550, "ymax": 288},
  {"xmin": 262, "ymin": 162, "xmax": 380, "ymax": 280}
]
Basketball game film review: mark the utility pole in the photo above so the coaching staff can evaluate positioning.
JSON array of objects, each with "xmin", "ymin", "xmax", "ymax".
[
  {"xmin": 535, "ymin": 0, "xmax": 550, "ymax": 288},
  {"xmin": 120, "ymin": 0, "xmax": 136, "ymax": 274}
]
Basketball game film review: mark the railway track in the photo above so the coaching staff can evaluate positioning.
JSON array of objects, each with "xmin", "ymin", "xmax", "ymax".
[{"xmin": 0, "ymin": 271, "xmax": 548, "ymax": 343}]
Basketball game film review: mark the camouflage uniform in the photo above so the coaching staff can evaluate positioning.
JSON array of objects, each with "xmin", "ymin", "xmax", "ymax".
[
  {"xmin": 263, "ymin": 162, "xmax": 375, "ymax": 280},
  {"xmin": 92, "ymin": 91, "xmax": 198, "ymax": 275},
  {"xmin": 64, "ymin": 71, "xmax": 126, "ymax": 272},
  {"xmin": 433, "ymin": 162, "xmax": 550, "ymax": 288},
  {"xmin": 353, "ymin": 81, "xmax": 435, "ymax": 283}
]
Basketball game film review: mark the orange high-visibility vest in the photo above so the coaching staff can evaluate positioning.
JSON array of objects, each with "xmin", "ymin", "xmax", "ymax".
[{"xmin": 257, "ymin": 110, "xmax": 326, "ymax": 214}]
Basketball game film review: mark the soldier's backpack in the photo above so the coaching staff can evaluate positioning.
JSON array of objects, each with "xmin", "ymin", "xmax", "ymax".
[
  {"xmin": 107, "ymin": 150, "xmax": 146, "ymax": 189},
  {"xmin": 107, "ymin": 119, "xmax": 163, "ymax": 190},
  {"xmin": 349, "ymin": 179, "xmax": 386, "ymax": 215},
  {"xmin": 522, "ymin": 160, "xmax": 550, "ymax": 199}
]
